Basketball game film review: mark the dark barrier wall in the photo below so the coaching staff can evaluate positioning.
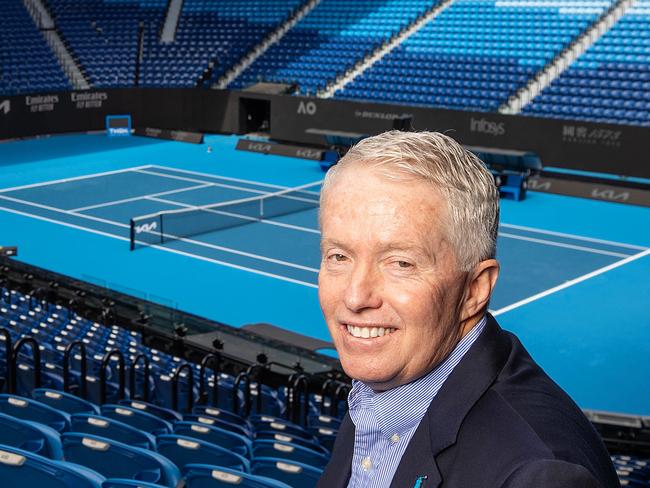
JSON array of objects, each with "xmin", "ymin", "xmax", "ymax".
[
  {"xmin": 262, "ymin": 93, "xmax": 648, "ymax": 178},
  {"xmin": 0, "ymin": 88, "xmax": 647, "ymax": 178}
]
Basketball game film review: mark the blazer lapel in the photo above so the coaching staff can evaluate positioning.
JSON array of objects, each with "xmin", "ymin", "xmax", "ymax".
[
  {"xmin": 390, "ymin": 411, "xmax": 441, "ymax": 488},
  {"xmin": 316, "ymin": 413, "xmax": 355, "ymax": 488},
  {"xmin": 391, "ymin": 315, "xmax": 511, "ymax": 488}
]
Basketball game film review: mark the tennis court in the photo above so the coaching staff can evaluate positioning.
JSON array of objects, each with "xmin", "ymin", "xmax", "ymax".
[{"xmin": 1, "ymin": 132, "xmax": 649, "ymax": 414}]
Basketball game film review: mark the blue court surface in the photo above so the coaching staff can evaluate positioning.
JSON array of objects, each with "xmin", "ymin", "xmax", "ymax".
[{"xmin": 1, "ymin": 133, "xmax": 649, "ymax": 415}]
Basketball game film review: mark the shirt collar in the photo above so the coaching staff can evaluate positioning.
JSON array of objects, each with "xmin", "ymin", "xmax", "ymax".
[{"xmin": 348, "ymin": 315, "xmax": 487, "ymax": 437}]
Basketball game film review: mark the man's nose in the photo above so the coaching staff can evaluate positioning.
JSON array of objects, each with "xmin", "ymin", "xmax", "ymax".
[{"xmin": 343, "ymin": 262, "xmax": 382, "ymax": 312}]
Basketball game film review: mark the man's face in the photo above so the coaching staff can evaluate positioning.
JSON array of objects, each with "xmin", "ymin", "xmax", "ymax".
[{"xmin": 319, "ymin": 164, "xmax": 468, "ymax": 391}]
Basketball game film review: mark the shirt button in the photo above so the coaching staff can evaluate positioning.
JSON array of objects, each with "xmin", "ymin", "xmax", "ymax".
[
  {"xmin": 391, "ymin": 434, "xmax": 400, "ymax": 443},
  {"xmin": 361, "ymin": 457, "xmax": 372, "ymax": 470}
]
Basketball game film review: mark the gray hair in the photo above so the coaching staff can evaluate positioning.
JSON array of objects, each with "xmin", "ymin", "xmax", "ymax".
[{"xmin": 321, "ymin": 130, "xmax": 499, "ymax": 271}]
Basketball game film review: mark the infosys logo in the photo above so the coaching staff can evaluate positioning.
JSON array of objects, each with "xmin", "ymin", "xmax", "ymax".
[{"xmin": 470, "ymin": 118, "xmax": 505, "ymax": 136}]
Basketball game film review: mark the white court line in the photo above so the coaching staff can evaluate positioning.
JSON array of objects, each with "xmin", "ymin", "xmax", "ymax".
[
  {"xmin": 492, "ymin": 247, "xmax": 650, "ymax": 316},
  {"xmin": 0, "ymin": 193, "xmax": 319, "ymax": 274},
  {"xmin": 148, "ymin": 196, "xmax": 321, "ymax": 235},
  {"xmin": 71, "ymin": 183, "xmax": 214, "ymax": 212},
  {"xmin": 148, "ymin": 165, "xmax": 293, "ymax": 190},
  {"xmin": 0, "ymin": 205, "xmax": 318, "ymax": 289},
  {"xmin": 137, "ymin": 168, "xmax": 320, "ymax": 197},
  {"xmin": 135, "ymin": 169, "xmax": 271, "ymax": 196},
  {"xmin": 500, "ymin": 222, "xmax": 647, "ymax": 251},
  {"xmin": 0, "ymin": 165, "xmax": 154, "ymax": 194},
  {"xmin": 498, "ymin": 232, "xmax": 631, "ymax": 258}
]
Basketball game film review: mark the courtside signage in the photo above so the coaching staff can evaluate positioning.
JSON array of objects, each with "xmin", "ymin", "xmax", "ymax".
[{"xmin": 106, "ymin": 115, "xmax": 132, "ymax": 137}]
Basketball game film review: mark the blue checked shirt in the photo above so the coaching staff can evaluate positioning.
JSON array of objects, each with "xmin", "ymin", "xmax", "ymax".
[{"xmin": 346, "ymin": 316, "xmax": 487, "ymax": 488}]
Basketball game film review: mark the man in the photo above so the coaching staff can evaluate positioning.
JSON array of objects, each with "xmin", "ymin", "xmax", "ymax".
[{"xmin": 316, "ymin": 131, "xmax": 619, "ymax": 488}]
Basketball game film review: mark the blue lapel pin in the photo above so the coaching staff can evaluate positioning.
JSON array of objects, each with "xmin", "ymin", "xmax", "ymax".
[{"xmin": 413, "ymin": 475, "xmax": 428, "ymax": 488}]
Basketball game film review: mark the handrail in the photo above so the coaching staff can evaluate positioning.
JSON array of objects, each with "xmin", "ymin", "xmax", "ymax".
[
  {"xmin": 12, "ymin": 336, "xmax": 41, "ymax": 393},
  {"xmin": 246, "ymin": 363, "xmax": 264, "ymax": 414},
  {"xmin": 291, "ymin": 373, "xmax": 309, "ymax": 427},
  {"xmin": 63, "ymin": 340, "xmax": 87, "ymax": 398},
  {"xmin": 198, "ymin": 352, "xmax": 221, "ymax": 406},
  {"xmin": 320, "ymin": 378, "xmax": 336, "ymax": 415},
  {"xmin": 100, "ymin": 349, "xmax": 126, "ymax": 404},
  {"xmin": 233, "ymin": 371, "xmax": 251, "ymax": 417},
  {"xmin": 0, "ymin": 328, "xmax": 13, "ymax": 393},
  {"xmin": 129, "ymin": 353, "xmax": 150, "ymax": 402},
  {"xmin": 332, "ymin": 383, "xmax": 350, "ymax": 418},
  {"xmin": 171, "ymin": 363, "xmax": 194, "ymax": 413}
]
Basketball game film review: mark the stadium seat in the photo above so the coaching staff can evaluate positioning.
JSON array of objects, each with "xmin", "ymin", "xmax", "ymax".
[
  {"xmin": 0, "ymin": 444, "xmax": 104, "ymax": 488},
  {"xmin": 251, "ymin": 457, "xmax": 323, "ymax": 488},
  {"xmin": 0, "ymin": 394, "xmax": 71, "ymax": 433},
  {"xmin": 70, "ymin": 413, "xmax": 156, "ymax": 449},
  {"xmin": 252, "ymin": 440, "xmax": 329, "ymax": 469},
  {"xmin": 100, "ymin": 404, "xmax": 172, "ymax": 436},
  {"xmin": 254, "ymin": 430, "xmax": 329, "ymax": 455},
  {"xmin": 117, "ymin": 399, "xmax": 182, "ymax": 423},
  {"xmin": 156, "ymin": 434, "xmax": 250, "ymax": 473},
  {"xmin": 33, "ymin": 388, "xmax": 100, "ymax": 415},
  {"xmin": 183, "ymin": 464, "xmax": 292, "ymax": 488},
  {"xmin": 0, "ymin": 411, "xmax": 64, "ymax": 459},
  {"xmin": 173, "ymin": 420, "xmax": 252, "ymax": 457},
  {"xmin": 184, "ymin": 413, "xmax": 252, "ymax": 438},
  {"xmin": 102, "ymin": 480, "xmax": 165, "ymax": 488},
  {"xmin": 61, "ymin": 432, "xmax": 181, "ymax": 487},
  {"xmin": 192, "ymin": 404, "xmax": 250, "ymax": 428}
]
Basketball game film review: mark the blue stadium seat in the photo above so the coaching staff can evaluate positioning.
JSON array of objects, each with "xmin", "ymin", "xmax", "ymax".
[
  {"xmin": 0, "ymin": 444, "xmax": 104, "ymax": 488},
  {"xmin": 251, "ymin": 457, "xmax": 323, "ymax": 488},
  {"xmin": 70, "ymin": 413, "xmax": 156, "ymax": 449},
  {"xmin": 100, "ymin": 404, "xmax": 172, "ymax": 436},
  {"xmin": 33, "ymin": 388, "xmax": 100, "ymax": 415},
  {"xmin": 0, "ymin": 412, "xmax": 63, "ymax": 459},
  {"xmin": 184, "ymin": 413, "xmax": 252, "ymax": 438},
  {"xmin": 61, "ymin": 432, "xmax": 181, "ymax": 487},
  {"xmin": 173, "ymin": 420, "xmax": 252, "ymax": 457},
  {"xmin": 117, "ymin": 399, "xmax": 182, "ymax": 423},
  {"xmin": 183, "ymin": 464, "xmax": 292, "ymax": 488},
  {"xmin": 156, "ymin": 434, "xmax": 250, "ymax": 473},
  {"xmin": 252, "ymin": 440, "xmax": 329, "ymax": 469},
  {"xmin": 0, "ymin": 394, "xmax": 71, "ymax": 433},
  {"xmin": 102, "ymin": 480, "xmax": 165, "ymax": 488},
  {"xmin": 192, "ymin": 404, "xmax": 250, "ymax": 428},
  {"xmin": 254, "ymin": 430, "xmax": 328, "ymax": 455},
  {"xmin": 250, "ymin": 415, "xmax": 314, "ymax": 441}
]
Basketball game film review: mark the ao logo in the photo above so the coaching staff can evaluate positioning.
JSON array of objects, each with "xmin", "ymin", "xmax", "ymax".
[
  {"xmin": 297, "ymin": 101, "xmax": 317, "ymax": 115},
  {"xmin": 0, "ymin": 100, "xmax": 10, "ymax": 115},
  {"xmin": 135, "ymin": 221, "xmax": 158, "ymax": 234}
]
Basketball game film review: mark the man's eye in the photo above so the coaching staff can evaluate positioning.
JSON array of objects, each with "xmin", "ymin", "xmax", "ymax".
[
  {"xmin": 397, "ymin": 260, "xmax": 413, "ymax": 268},
  {"xmin": 329, "ymin": 254, "xmax": 347, "ymax": 262}
]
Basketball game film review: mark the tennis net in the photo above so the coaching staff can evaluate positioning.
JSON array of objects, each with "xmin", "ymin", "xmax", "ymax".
[{"xmin": 129, "ymin": 180, "xmax": 322, "ymax": 250}]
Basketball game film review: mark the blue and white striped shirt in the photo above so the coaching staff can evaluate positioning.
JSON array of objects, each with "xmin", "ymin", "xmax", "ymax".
[{"xmin": 346, "ymin": 316, "xmax": 487, "ymax": 488}]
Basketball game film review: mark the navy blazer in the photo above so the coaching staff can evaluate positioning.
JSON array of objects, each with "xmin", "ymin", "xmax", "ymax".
[{"xmin": 317, "ymin": 315, "xmax": 620, "ymax": 488}]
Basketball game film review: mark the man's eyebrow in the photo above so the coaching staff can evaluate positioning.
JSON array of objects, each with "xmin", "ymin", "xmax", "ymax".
[{"xmin": 320, "ymin": 238, "xmax": 348, "ymax": 249}]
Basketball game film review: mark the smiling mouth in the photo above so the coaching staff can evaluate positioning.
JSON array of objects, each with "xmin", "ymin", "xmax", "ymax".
[{"xmin": 344, "ymin": 324, "xmax": 397, "ymax": 339}]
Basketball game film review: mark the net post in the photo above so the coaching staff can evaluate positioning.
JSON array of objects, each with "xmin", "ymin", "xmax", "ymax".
[
  {"xmin": 129, "ymin": 219, "xmax": 135, "ymax": 251},
  {"xmin": 159, "ymin": 215, "xmax": 164, "ymax": 244}
]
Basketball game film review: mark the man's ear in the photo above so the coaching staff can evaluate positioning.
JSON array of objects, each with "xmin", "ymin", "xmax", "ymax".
[{"xmin": 459, "ymin": 259, "xmax": 500, "ymax": 323}]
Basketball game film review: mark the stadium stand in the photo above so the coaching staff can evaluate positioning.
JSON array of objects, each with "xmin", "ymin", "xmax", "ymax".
[
  {"xmin": 229, "ymin": 0, "xmax": 443, "ymax": 95},
  {"xmin": 140, "ymin": 0, "xmax": 305, "ymax": 88},
  {"xmin": 45, "ymin": 0, "xmax": 168, "ymax": 88},
  {"xmin": 1, "ymin": 0, "xmax": 71, "ymax": 95},
  {"xmin": 522, "ymin": 0, "xmax": 650, "ymax": 126},
  {"xmin": 0, "ymin": 284, "xmax": 336, "ymax": 487},
  {"xmin": 336, "ymin": 0, "xmax": 615, "ymax": 111}
]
